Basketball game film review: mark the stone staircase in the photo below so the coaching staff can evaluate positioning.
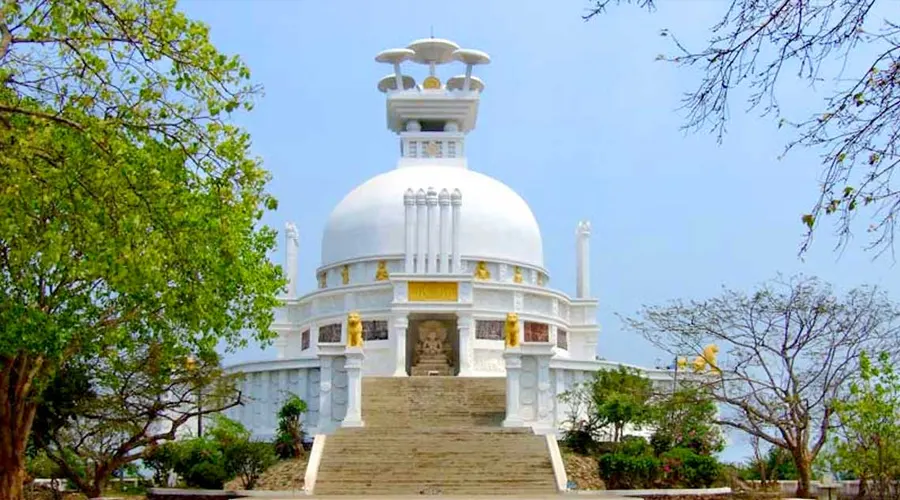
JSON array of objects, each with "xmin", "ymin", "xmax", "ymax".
[{"xmin": 313, "ymin": 377, "xmax": 558, "ymax": 495}]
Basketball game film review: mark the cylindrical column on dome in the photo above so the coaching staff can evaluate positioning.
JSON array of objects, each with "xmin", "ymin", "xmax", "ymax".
[
  {"xmin": 451, "ymin": 189, "xmax": 462, "ymax": 273},
  {"xmin": 576, "ymin": 221, "xmax": 591, "ymax": 298},
  {"xmin": 415, "ymin": 189, "xmax": 427, "ymax": 274},
  {"xmin": 404, "ymin": 189, "xmax": 415, "ymax": 273},
  {"xmin": 439, "ymin": 189, "xmax": 450, "ymax": 273},
  {"xmin": 426, "ymin": 187, "xmax": 438, "ymax": 273}
]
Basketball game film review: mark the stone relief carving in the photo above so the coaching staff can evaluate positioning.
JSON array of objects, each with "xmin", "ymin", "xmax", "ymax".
[
  {"xmin": 362, "ymin": 320, "xmax": 388, "ymax": 341},
  {"xmin": 524, "ymin": 322, "xmax": 549, "ymax": 342},
  {"xmin": 499, "ymin": 263, "xmax": 508, "ymax": 281},
  {"xmin": 318, "ymin": 323, "xmax": 341, "ymax": 343},
  {"xmin": 475, "ymin": 320, "xmax": 504, "ymax": 340},
  {"xmin": 552, "ymin": 299, "xmax": 559, "ymax": 316}
]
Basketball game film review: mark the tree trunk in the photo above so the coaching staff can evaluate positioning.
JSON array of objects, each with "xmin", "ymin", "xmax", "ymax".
[
  {"xmin": 0, "ymin": 465, "xmax": 26, "ymax": 500},
  {"xmin": 794, "ymin": 450, "xmax": 813, "ymax": 498},
  {"xmin": 0, "ymin": 354, "xmax": 42, "ymax": 500}
]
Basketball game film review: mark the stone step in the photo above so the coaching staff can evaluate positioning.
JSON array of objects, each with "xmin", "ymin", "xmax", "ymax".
[{"xmin": 313, "ymin": 377, "xmax": 556, "ymax": 495}]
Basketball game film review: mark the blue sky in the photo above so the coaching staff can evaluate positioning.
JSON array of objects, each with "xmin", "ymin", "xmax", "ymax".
[{"xmin": 180, "ymin": 0, "xmax": 898, "ymax": 461}]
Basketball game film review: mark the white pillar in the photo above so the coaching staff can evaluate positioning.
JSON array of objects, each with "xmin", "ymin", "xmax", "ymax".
[
  {"xmin": 534, "ymin": 346, "xmax": 556, "ymax": 434},
  {"xmin": 415, "ymin": 189, "xmax": 427, "ymax": 273},
  {"xmin": 318, "ymin": 357, "xmax": 334, "ymax": 433},
  {"xmin": 343, "ymin": 347, "xmax": 365, "ymax": 427},
  {"xmin": 392, "ymin": 315, "xmax": 409, "ymax": 376},
  {"xmin": 285, "ymin": 222, "xmax": 299, "ymax": 298},
  {"xmin": 457, "ymin": 312, "xmax": 474, "ymax": 376},
  {"xmin": 426, "ymin": 187, "xmax": 438, "ymax": 273},
  {"xmin": 404, "ymin": 189, "xmax": 415, "ymax": 273},
  {"xmin": 576, "ymin": 221, "xmax": 591, "ymax": 298},
  {"xmin": 502, "ymin": 348, "xmax": 524, "ymax": 427},
  {"xmin": 451, "ymin": 189, "xmax": 462, "ymax": 273},
  {"xmin": 439, "ymin": 189, "xmax": 451, "ymax": 273}
]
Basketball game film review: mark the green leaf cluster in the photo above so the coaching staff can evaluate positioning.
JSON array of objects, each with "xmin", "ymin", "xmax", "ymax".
[{"xmin": 827, "ymin": 351, "xmax": 900, "ymax": 497}]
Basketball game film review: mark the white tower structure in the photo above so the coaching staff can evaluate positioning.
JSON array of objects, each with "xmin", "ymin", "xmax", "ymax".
[{"xmin": 225, "ymin": 36, "xmax": 677, "ymax": 443}]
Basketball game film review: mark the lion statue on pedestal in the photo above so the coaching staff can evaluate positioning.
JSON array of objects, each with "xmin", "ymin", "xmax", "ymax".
[
  {"xmin": 504, "ymin": 312, "xmax": 520, "ymax": 348},
  {"xmin": 347, "ymin": 312, "xmax": 363, "ymax": 348}
]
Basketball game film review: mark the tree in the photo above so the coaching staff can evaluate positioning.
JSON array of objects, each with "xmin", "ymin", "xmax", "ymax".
[
  {"xmin": 828, "ymin": 351, "xmax": 900, "ymax": 500},
  {"xmin": 585, "ymin": 0, "xmax": 900, "ymax": 256},
  {"xmin": 274, "ymin": 395, "xmax": 308, "ymax": 459},
  {"xmin": 0, "ymin": 2, "xmax": 283, "ymax": 498},
  {"xmin": 561, "ymin": 365, "xmax": 654, "ymax": 447},
  {"xmin": 651, "ymin": 386, "xmax": 724, "ymax": 456},
  {"xmin": 623, "ymin": 274, "xmax": 900, "ymax": 497},
  {"xmin": 29, "ymin": 348, "xmax": 241, "ymax": 498}
]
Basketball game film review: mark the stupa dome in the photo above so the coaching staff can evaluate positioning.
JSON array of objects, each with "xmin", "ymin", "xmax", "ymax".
[{"xmin": 321, "ymin": 165, "xmax": 544, "ymax": 269}]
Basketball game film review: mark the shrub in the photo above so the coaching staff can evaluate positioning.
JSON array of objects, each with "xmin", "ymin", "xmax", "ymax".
[
  {"xmin": 143, "ymin": 442, "xmax": 181, "ymax": 486},
  {"xmin": 173, "ymin": 438, "xmax": 231, "ymax": 489},
  {"xmin": 26, "ymin": 450, "xmax": 63, "ymax": 479},
  {"xmin": 598, "ymin": 451, "xmax": 660, "ymax": 489},
  {"xmin": 274, "ymin": 395, "xmax": 308, "ymax": 459},
  {"xmin": 224, "ymin": 441, "xmax": 277, "ymax": 490},
  {"xmin": 562, "ymin": 428, "xmax": 597, "ymax": 456},
  {"xmin": 208, "ymin": 415, "xmax": 251, "ymax": 447},
  {"xmin": 661, "ymin": 447, "xmax": 720, "ymax": 488}
]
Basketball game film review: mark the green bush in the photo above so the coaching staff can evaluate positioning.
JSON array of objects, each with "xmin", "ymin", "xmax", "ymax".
[
  {"xmin": 274, "ymin": 395, "xmax": 308, "ymax": 459},
  {"xmin": 661, "ymin": 447, "xmax": 720, "ymax": 488},
  {"xmin": 562, "ymin": 429, "xmax": 597, "ymax": 456},
  {"xmin": 174, "ymin": 438, "xmax": 231, "ymax": 489},
  {"xmin": 143, "ymin": 442, "xmax": 182, "ymax": 486},
  {"xmin": 598, "ymin": 451, "xmax": 660, "ymax": 489},
  {"xmin": 224, "ymin": 441, "xmax": 276, "ymax": 490},
  {"xmin": 26, "ymin": 450, "xmax": 62, "ymax": 479},
  {"xmin": 208, "ymin": 415, "xmax": 251, "ymax": 447}
]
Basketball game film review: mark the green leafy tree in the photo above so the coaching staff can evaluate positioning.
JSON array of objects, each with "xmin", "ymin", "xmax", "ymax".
[
  {"xmin": 651, "ymin": 386, "xmax": 724, "ymax": 456},
  {"xmin": 274, "ymin": 395, "xmax": 308, "ymax": 459},
  {"xmin": 624, "ymin": 274, "xmax": 900, "ymax": 497},
  {"xmin": 828, "ymin": 351, "xmax": 900, "ymax": 500},
  {"xmin": 561, "ymin": 366, "xmax": 654, "ymax": 449},
  {"xmin": 585, "ymin": 0, "xmax": 900, "ymax": 256},
  {"xmin": 30, "ymin": 348, "xmax": 242, "ymax": 498},
  {"xmin": 592, "ymin": 366, "xmax": 654, "ymax": 443},
  {"xmin": 0, "ymin": 1, "xmax": 282, "ymax": 498}
]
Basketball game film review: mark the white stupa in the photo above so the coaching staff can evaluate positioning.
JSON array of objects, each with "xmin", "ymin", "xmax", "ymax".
[{"xmin": 226, "ymin": 37, "xmax": 677, "ymax": 439}]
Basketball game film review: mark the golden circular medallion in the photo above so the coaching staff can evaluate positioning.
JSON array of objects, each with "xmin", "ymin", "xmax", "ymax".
[{"xmin": 422, "ymin": 76, "xmax": 442, "ymax": 90}]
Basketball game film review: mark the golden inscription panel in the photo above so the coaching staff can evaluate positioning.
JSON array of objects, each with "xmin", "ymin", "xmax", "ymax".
[{"xmin": 408, "ymin": 281, "xmax": 459, "ymax": 302}]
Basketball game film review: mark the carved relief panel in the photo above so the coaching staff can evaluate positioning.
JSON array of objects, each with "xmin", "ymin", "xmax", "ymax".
[
  {"xmin": 475, "ymin": 320, "xmax": 504, "ymax": 340},
  {"xmin": 524, "ymin": 322, "xmax": 549, "ymax": 342},
  {"xmin": 318, "ymin": 323, "xmax": 341, "ymax": 343}
]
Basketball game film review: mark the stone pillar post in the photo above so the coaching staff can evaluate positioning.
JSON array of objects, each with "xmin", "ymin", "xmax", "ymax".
[
  {"xmin": 533, "ymin": 345, "xmax": 556, "ymax": 434},
  {"xmin": 284, "ymin": 222, "xmax": 299, "ymax": 298},
  {"xmin": 343, "ymin": 346, "xmax": 365, "ymax": 428},
  {"xmin": 416, "ymin": 189, "xmax": 427, "ymax": 273},
  {"xmin": 439, "ymin": 189, "xmax": 451, "ymax": 273},
  {"xmin": 404, "ymin": 189, "xmax": 415, "ymax": 272},
  {"xmin": 502, "ymin": 347, "xmax": 525, "ymax": 427},
  {"xmin": 451, "ymin": 189, "xmax": 462, "ymax": 273},
  {"xmin": 457, "ymin": 312, "xmax": 475, "ymax": 376},
  {"xmin": 392, "ymin": 314, "xmax": 409, "ymax": 376},
  {"xmin": 317, "ymin": 356, "xmax": 334, "ymax": 433},
  {"xmin": 426, "ymin": 187, "xmax": 439, "ymax": 273},
  {"xmin": 576, "ymin": 221, "xmax": 591, "ymax": 298}
]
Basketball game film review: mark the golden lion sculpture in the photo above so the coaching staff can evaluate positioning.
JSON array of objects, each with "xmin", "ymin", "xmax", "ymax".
[
  {"xmin": 504, "ymin": 312, "xmax": 520, "ymax": 348},
  {"xmin": 347, "ymin": 312, "xmax": 363, "ymax": 348}
]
